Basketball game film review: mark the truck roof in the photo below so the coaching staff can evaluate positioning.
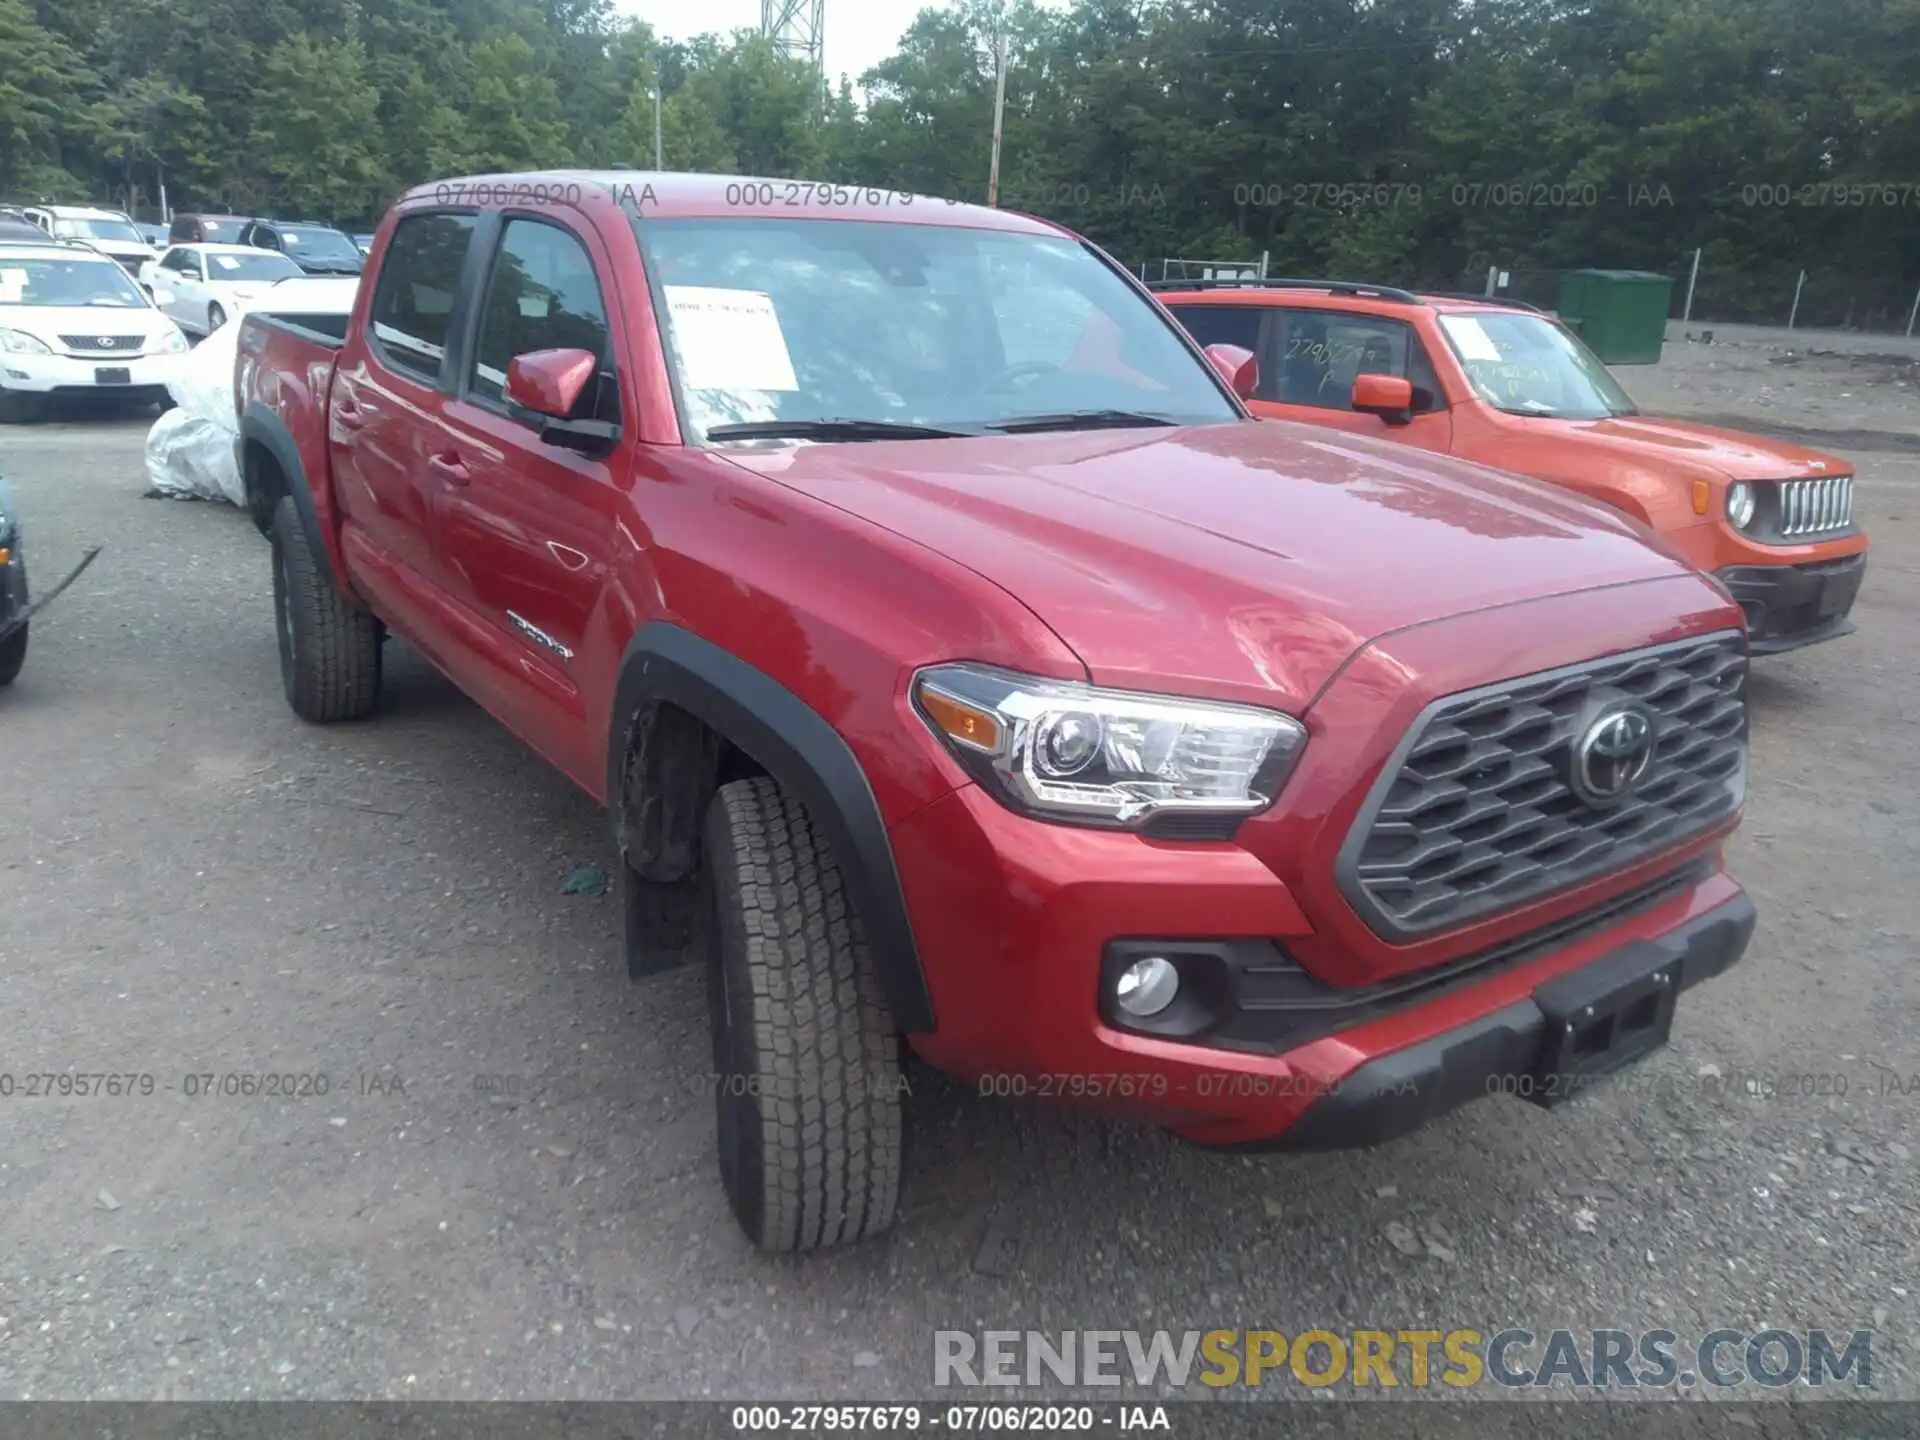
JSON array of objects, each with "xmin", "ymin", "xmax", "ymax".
[{"xmin": 396, "ymin": 170, "xmax": 1069, "ymax": 237}]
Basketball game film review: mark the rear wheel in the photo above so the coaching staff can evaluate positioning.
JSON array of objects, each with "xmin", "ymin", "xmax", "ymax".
[
  {"xmin": 270, "ymin": 495, "xmax": 380, "ymax": 721},
  {"xmin": 703, "ymin": 776, "xmax": 902, "ymax": 1252},
  {"xmin": 207, "ymin": 303, "xmax": 227, "ymax": 332}
]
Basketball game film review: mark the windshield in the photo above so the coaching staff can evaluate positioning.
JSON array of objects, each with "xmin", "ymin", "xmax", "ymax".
[
  {"xmin": 205, "ymin": 251, "xmax": 302, "ymax": 281},
  {"xmin": 0, "ymin": 256, "xmax": 150, "ymax": 308},
  {"xmin": 53, "ymin": 216, "xmax": 145, "ymax": 245},
  {"xmin": 278, "ymin": 226, "xmax": 363, "ymax": 261},
  {"xmin": 634, "ymin": 217, "xmax": 1238, "ymax": 440},
  {"xmin": 1438, "ymin": 312, "xmax": 1637, "ymax": 420},
  {"xmin": 196, "ymin": 218, "xmax": 244, "ymax": 241}
]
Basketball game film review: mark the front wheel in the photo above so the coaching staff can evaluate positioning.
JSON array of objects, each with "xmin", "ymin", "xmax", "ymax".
[
  {"xmin": 207, "ymin": 303, "xmax": 227, "ymax": 333},
  {"xmin": 270, "ymin": 495, "xmax": 380, "ymax": 721},
  {"xmin": 703, "ymin": 776, "xmax": 903, "ymax": 1252}
]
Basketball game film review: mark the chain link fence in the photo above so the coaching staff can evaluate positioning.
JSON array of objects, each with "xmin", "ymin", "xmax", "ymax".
[{"xmin": 1473, "ymin": 258, "xmax": 1920, "ymax": 337}]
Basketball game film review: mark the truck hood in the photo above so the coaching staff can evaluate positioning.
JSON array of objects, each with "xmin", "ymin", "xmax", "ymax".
[
  {"xmin": 722, "ymin": 420, "xmax": 1698, "ymax": 710},
  {"xmin": 1542, "ymin": 413, "xmax": 1849, "ymax": 480}
]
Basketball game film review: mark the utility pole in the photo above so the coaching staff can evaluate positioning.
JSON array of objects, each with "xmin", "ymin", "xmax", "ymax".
[
  {"xmin": 986, "ymin": 23, "xmax": 1008, "ymax": 207},
  {"xmin": 1787, "ymin": 269, "xmax": 1806, "ymax": 330},
  {"xmin": 653, "ymin": 68, "xmax": 664, "ymax": 171},
  {"xmin": 1682, "ymin": 247, "xmax": 1701, "ymax": 324}
]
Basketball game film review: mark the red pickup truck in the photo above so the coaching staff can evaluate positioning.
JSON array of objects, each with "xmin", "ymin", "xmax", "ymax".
[{"xmin": 236, "ymin": 172, "xmax": 1756, "ymax": 1252}]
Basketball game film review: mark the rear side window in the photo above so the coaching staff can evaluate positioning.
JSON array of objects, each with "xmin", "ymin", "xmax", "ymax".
[
  {"xmin": 1265, "ymin": 309, "xmax": 1444, "ymax": 412},
  {"xmin": 1165, "ymin": 303, "xmax": 1263, "ymax": 354},
  {"xmin": 467, "ymin": 218, "xmax": 614, "ymax": 416},
  {"xmin": 368, "ymin": 213, "xmax": 477, "ymax": 382}
]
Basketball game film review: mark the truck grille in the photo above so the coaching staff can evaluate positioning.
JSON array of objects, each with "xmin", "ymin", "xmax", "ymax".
[
  {"xmin": 60, "ymin": 335, "xmax": 144, "ymax": 353},
  {"xmin": 1337, "ymin": 632, "xmax": 1747, "ymax": 941},
  {"xmin": 1778, "ymin": 475, "xmax": 1853, "ymax": 536}
]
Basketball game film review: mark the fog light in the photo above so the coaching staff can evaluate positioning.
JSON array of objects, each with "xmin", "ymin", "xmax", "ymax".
[{"xmin": 1115, "ymin": 956, "xmax": 1179, "ymax": 1017}]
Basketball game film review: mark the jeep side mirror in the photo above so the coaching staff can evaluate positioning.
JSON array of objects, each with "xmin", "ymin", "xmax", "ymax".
[
  {"xmin": 1352, "ymin": 372, "xmax": 1414, "ymax": 425},
  {"xmin": 1202, "ymin": 343, "xmax": 1258, "ymax": 399},
  {"xmin": 505, "ymin": 348, "xmax": 597, "ymax": 418}
]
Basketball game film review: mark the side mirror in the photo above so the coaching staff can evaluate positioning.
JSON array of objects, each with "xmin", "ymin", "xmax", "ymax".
[
  {"xmin": 505, "ymin": 348, "xmax": 597, "ymax": 418},
  {"xmin": 505, "ymin": 347, "xmax": 619, "ymax": 457},
  {"xmin": 1352, "ymin": 372, "xmax": 1414, "ymax": 425},
  {"xmin": 1202, "ymin": 343, "xmax": 1258, "ymax": 399}
]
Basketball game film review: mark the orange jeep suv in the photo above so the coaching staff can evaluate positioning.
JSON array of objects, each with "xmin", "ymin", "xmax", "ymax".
[{"xmin": 1157, "ymin": 280, "xmax": 1868, "ymax": 654}]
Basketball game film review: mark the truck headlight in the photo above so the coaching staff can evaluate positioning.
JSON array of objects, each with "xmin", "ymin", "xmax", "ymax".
[
  {"xmin": 1726, "ymin": 482, "xmax": 1756, "ymax": 530},
  {"xmin": 0, "ymin": 329, "xmax": 53, "ymax": 355},
  {"xmin": 913, "ymin": 662, "xmax": 1307, "ymax": 828}
]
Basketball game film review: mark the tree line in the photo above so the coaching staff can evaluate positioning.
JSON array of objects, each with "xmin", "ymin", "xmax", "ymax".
[{"xmin": 4, "ymin": 0, "xmax": 1916, "ymax": 324}]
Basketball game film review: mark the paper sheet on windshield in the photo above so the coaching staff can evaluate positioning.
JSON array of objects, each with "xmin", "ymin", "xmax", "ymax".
[
  {"xmin": 1443, "ymin": 315, "xmax": 1503, "ymax": 362},
  {"xmin": 662, "ymin": 285, "xmax": 798, "ymax": 392},
  {"xmin": 0, "ymin": 268, "xmax": 24, "ymax": 302}
]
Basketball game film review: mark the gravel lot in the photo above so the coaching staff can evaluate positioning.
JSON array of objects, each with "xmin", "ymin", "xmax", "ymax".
[{"xmin": 1, "ymin": 328, "xmax": 1916, "ymax": 1404}]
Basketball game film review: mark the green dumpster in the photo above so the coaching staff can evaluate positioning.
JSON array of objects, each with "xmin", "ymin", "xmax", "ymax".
[{"xmin": 1554, "ymin": 269, "xmax": 1673, "ymax": 364}]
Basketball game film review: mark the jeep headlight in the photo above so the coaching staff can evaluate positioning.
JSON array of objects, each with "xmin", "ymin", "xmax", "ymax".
[
  {"xmin": 0, "ymin": 329, "xmax": 53, "ymax": 355},
  {"xmin": 913, "ymin": 663, "xmax": 1307, "ymax": 828},
  {"xmin": 1726, "ymin": 482, "xmax": 1757, "ymax": 530}
]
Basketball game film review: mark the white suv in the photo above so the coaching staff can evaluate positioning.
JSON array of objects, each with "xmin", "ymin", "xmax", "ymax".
[
  {"xmin": 21, "ymin": 205, "xmax": 159, "ymax": 276},
  {"xmin": 0, "ymin": 244, "xmax": 189, "ymax": 422}
]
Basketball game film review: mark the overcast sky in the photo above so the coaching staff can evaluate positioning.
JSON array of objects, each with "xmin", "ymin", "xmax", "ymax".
[{"xmin": 612, "ymin": 0, "xmax": 931, "ymax": 88}]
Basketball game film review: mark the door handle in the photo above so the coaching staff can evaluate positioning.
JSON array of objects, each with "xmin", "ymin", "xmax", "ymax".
[
  {"xmin": 334, "ymin": 399, "xmax": 367, "ymax": 430},
  {"xmin": 428, "ymin": 451, "xmax": 471, "ymax": 486}
]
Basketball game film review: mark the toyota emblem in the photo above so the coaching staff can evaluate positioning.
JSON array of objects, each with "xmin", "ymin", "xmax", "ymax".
[{"xmin": 1569, "ymin": 703, "xmax": 1657, "ymax": 806}]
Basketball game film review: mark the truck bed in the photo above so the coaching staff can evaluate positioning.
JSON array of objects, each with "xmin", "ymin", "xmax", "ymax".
[{"xmin": 242, "ymin": 310, "xmax": 349, "ymax": 348}]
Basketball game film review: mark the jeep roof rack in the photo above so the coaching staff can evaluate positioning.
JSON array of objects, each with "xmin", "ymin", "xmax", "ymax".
[
  {"xmin": 1146, "ymin": 277, "xmax": 1423, "ymax": 304},
  {"xmin": 1422, "ymin": 290, "xmax": 1548, "ymax": 314}
]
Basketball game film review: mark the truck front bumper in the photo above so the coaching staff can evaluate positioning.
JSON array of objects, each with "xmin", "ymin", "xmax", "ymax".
[
  {"xmin": 1716, "ymin": 554, "xmax": 1866, "ymax": 654},
  {"xmin": 1250, "ymin": 890, "xmax": 1754, "ymax": 1150},
  {"xmin": 892, "ymin": 782, "xmax": 1753, "ymax": 1148}
]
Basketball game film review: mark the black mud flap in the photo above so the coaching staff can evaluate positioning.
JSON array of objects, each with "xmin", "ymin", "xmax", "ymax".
[
  {"xmin": 624, "ymin": 864, "xmax": 704, "ymax": 979},
  {"xmin": 0, "ymin": 546, "xmax": 101, "ymax": 645}
]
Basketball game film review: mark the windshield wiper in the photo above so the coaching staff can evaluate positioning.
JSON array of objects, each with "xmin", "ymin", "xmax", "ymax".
[
  {"xmin": 704, "ymin": 418, "xmax": 974, "ymax": 442},
  {"xmin": 983, "ymin": 409, "xmax": 1179, "ymax": 434}
]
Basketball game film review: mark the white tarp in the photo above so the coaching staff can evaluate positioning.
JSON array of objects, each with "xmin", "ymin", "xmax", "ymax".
[{"xmin": 144, "ymin": 277, "xmax": 358, "ymax": 505}]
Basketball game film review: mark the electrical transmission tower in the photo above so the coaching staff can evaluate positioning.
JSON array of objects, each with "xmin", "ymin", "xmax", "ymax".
[{"xmin": 761, "ymin": 0, "xmax": 825, "ymax": 77}]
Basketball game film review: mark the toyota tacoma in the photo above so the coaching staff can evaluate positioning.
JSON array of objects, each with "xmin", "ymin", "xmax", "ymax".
[{"xmin": 237, "ymin": 173, "xmax": 1756, "ymax": 1251}]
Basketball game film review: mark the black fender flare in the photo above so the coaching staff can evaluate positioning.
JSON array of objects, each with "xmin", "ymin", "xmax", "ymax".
[
  {"xmin": 239, "ymin": 404, "xmax": 332, "ymax": 581},
  {"xmin": 607, "ymin": 623, "xmax": 936, "ymax": 1034}
]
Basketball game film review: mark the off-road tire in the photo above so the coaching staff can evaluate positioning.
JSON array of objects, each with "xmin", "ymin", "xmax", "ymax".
[
  {"xmin": 703, "ymin": 776, "xmax": 902, "ymax": 1252},
  {"xmin": 270, "ymin": 495, "xmax": 380, "ymax": 721}
]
